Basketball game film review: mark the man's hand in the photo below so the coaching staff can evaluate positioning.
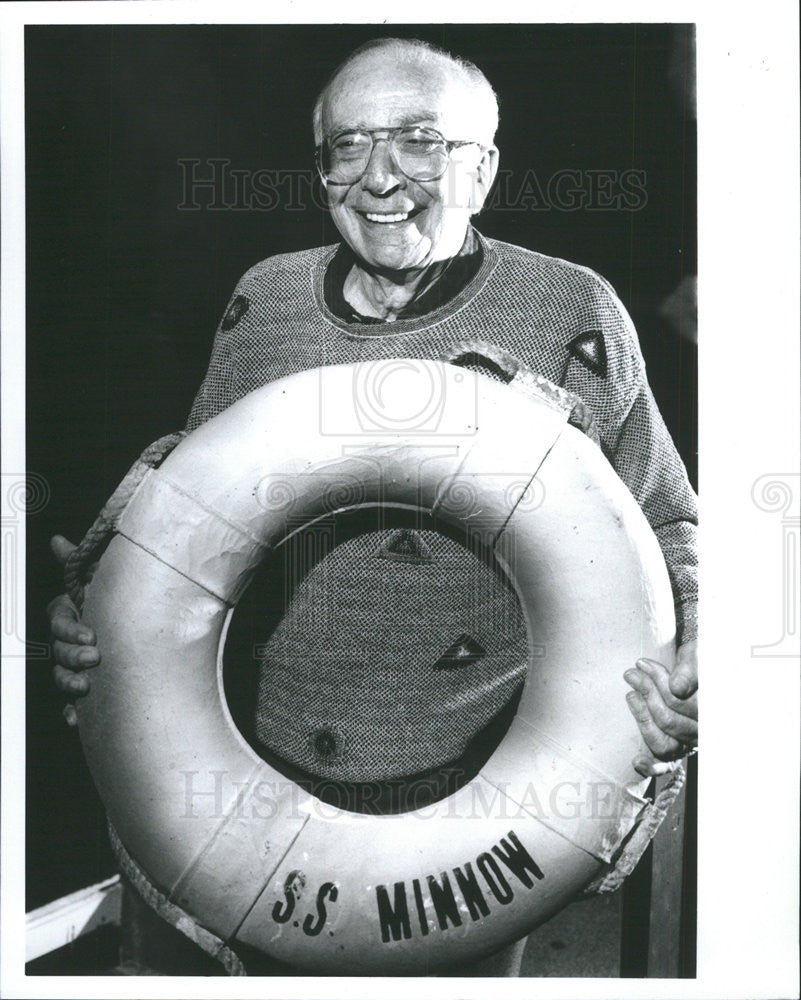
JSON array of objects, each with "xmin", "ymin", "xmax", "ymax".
[
  {"xmin": 624, "ymin": 639, "xmax": 698, "ymax": 778},
  {"xmin": 48, "ymin": 535, "xmax": 100, "ymax": 726}
]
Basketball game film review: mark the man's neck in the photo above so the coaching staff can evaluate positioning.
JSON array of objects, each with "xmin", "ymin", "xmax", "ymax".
[{"xmin": 342, "ymin": 258, "xmax": 451, "ymax": 322}]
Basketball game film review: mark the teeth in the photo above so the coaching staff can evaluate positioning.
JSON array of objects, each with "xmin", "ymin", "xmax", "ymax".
[{"xmin": 365, "ymin": 212, "xmax": 409, "ymax": 223}]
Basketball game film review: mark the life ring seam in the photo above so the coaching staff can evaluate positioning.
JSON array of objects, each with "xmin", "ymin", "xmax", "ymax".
[
  {"xmin": 227, "ymin": 810, "xmax": 312, "ymax": 942},
  {"xmin": 112, "ymin": 529, "xmax": 232, "ymax": 603}
]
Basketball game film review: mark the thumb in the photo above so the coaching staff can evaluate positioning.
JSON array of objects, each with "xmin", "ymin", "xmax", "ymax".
[
  {"xmin": 669, "ymin": 640, "xmax": 698, "ymax": 698},
  {"xmin": 50, "ymin": 535, "xmax": 77, "ymax": 567},
  {"xmin": 669, "ymin": 665, "xmax": 696, "ymax": 698}
]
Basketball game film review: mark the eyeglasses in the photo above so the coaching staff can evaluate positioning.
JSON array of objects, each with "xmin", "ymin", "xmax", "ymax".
[{"xmin": 315, "ymin": 126, "xmax": 482, "ymax": 185}]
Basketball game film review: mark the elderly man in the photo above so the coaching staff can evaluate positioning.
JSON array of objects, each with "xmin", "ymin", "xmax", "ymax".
[{"xmin": 48, "ymin": 37, "xmax": 698, "ymax": 976}]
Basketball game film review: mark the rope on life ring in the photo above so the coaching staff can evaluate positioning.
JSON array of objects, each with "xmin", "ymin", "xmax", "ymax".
[
  {"xmin": 64, "ymin": 431, "xmax": 187, "ymax": 610},
  {"xmin": 108, "ymin": 821, "xmax": 247, "ymax": 976},
  {"xmin": 71, "ymin": 359, "xmax": 678, "ymax": 974}
]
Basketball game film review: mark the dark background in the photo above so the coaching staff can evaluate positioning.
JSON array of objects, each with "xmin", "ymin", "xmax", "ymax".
[{"xmin": 25, "ymin": 23, "xmax": 696, "ymax": 910}]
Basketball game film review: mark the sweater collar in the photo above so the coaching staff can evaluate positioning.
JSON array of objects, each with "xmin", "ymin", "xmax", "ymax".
[{"xmin": 323, "ymin": 228, "xmax": 484, "ymax": 325}]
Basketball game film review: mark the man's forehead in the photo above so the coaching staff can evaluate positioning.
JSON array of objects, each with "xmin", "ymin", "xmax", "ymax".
[{"xmin": 322, "ymin": 53, "xmax": 476, "ymax": 134}]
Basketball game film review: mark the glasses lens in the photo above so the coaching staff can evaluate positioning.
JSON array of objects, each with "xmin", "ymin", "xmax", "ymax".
[
  {"xmin": 321, "ymin": 127, "xmax": 449, "ymax": 183},
  {"xmin": 393, "ymin": 128, "xmax": 448, "ymax": 180},
  {"xmin": 322, "ymin": 131, "xmax": 372, "ymax": 183}
]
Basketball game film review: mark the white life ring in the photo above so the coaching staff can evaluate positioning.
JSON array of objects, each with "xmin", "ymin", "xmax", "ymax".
[{"xmin": 77, "ymin": 360, "xmax": 675, "ymax": 973}]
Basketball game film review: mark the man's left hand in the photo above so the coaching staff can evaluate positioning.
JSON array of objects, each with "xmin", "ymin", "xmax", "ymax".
[{"xmin": 624, "ymin": 639, "xmax": 698, "ymax": 778}]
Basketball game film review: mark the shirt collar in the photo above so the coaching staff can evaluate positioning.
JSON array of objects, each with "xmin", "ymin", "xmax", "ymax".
[{"xmin": 323, "ymin": 228, "xmax": 484, "ymax": 325}]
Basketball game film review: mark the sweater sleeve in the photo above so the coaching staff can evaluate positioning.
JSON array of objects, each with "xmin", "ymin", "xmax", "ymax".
[
  {"xmin": 184, "ymin": 275, "xmax": 254, "ymax": 432},
  {"xmin": 560, "ymin": 267, "xmax": 697, "ymax": 646},
  {"xmin": 612, "ymin": 383, "xmax": 698, "ymax": 645},
  {"xmin": 185, "ymin": 329, "xmax": 237, "ymax": 432}
]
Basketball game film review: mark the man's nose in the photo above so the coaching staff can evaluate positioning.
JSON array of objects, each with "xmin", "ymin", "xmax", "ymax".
[{"xmin": 360, "ymin": 138, "xmax": 404, "ymax": 193}]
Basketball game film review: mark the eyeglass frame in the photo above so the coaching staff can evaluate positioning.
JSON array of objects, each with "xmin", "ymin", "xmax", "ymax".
[{"xmin": 314, "ymin": 125, "xmax": 486, "ymax": 185}]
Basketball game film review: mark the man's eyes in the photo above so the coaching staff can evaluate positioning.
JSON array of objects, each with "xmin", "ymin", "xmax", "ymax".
[
  {"xmin": 398, "ymin": 136, "xmax": 439, "ymax": 153},
  {"xmin": 330, "ymin": 130, "xmax": 443, "ymax": 151},
  {"xmin": 331, "ymin": 134, "xmax": 370, "ymax": 150}
]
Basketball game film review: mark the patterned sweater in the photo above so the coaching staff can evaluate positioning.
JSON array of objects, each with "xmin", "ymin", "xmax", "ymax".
[{"xmin": 186, "ymin": 232, "xmax": 697, "ymax": 786}]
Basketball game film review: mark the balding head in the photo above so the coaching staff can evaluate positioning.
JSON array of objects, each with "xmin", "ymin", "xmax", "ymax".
[{"xmin": 312, "ymin": 38, "xmax": 499, "ymax": 148}]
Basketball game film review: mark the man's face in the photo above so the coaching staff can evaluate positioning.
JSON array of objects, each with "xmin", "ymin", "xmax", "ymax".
[{"xmin": 319, "ymin": 53, "xmax": 498, "ymax": 273}]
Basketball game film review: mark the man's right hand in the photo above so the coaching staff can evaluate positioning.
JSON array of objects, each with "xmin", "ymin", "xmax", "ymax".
[{"xmin": 48, "ymin": 534, "xmax": 100, "ymax": 725}]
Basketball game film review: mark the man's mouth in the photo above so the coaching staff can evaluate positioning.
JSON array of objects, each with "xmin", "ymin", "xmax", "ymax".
[{"xmin": 358, "ymin": 207, "xmax": 422, "ymax": 225}]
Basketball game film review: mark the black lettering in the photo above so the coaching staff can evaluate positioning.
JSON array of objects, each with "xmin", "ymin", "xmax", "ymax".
[
  {"xmin": 303, "ymin": 882, "xmax": 338, "ymax": 936},
  {"xmin": 477, "ymin": 853, "xmax": 514, "ymax": 904},
  {"xmin": 271, "ymin": 869, "xmax": 305, "ymax": 924},
  {"xmin": 412, "ymin": 878, "xmax": 430, "ymax": 936},
  {"xmin": 453, "ymin": 863, "xmax": 490, "ymax": 922},
  {"xmin": 376, "ymin": 883, "xmax": 412, "ymax": 943},
  {"xmin": 427, "ymin": 872, "xmax": 463, "ymax": 931},
  {"xmin": 492, "ymin": 830, "xmax": 545, "ymax": 888}
]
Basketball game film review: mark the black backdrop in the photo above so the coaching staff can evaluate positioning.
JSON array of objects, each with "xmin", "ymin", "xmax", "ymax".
[{"xmin": 25, "ymin": 23, "xmax": 696, "ymax": 910}]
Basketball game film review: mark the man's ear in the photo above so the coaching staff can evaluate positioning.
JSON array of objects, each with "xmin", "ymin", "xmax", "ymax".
[{"xmin": 471, "ymin": 145, "xmax": 499, "ymax": 214}]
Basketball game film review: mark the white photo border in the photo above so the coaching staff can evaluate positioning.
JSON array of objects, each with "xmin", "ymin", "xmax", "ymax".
[{"xmin": 2, "ymin": 2, "xmax": 799, "ymax": 999}]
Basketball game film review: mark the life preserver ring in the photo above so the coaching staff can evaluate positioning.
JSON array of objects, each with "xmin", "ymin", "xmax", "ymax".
[{"xmin": 77, "ymin": 359, "xmax": 675, "ymax": 973}]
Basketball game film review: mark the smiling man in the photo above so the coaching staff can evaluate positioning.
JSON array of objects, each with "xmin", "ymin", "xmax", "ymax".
[
  {"xmin": 312, "ymin": 40, "xmax": 498, "ymax": 316},
  {"xmin": 49, "ymin": 37, "xmax": 698, "ymax": 976}
]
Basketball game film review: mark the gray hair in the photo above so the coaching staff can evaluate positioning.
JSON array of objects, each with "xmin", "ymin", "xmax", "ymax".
[{"xmin": 312, "ymin": 37, "xmax": 499, "ymax": 147}]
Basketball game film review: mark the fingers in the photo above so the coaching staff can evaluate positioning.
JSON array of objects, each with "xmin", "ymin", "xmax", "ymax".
[
  {"xmin": 625, "ymin": 653, "xmax": 698, "ymax": 775},
  {"xmin": 47, "ymin": 583, "xmax": 98, "ymax": 722},
  {"xmin": 625, "ymin": 658, "xmax": 698, "ymax": 735},
  {"xmin": 631, "ymin": 755, "xmax": 683, "ymax": 779},
  {"xmin": 48, "ymin": 594, "xmax": 97, "ymax": 647},
  {"xmin": 50, "ymin": 534, "xmax": 77, "ymax": 567},
  {"xmin": 625, "ymin": 689, "xmax": 686, "ymax": 762},
  {"xmin": 669, "ymin": 639, "xmax": 698, "ymax": 698},
  {"xmin": 669, "ymin": 667, "xmax": 697, "ymax": 698},
  {"xmin": 52, "ymin": 639, "xmax": 100, "ymax": 672},
  {"xmin": 53, "ymin": 663, "xmax": 91, "ymax": 695},
  {"xmin": 623, "ymin": 660, "xmax": 698, "ymax": 759}
]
